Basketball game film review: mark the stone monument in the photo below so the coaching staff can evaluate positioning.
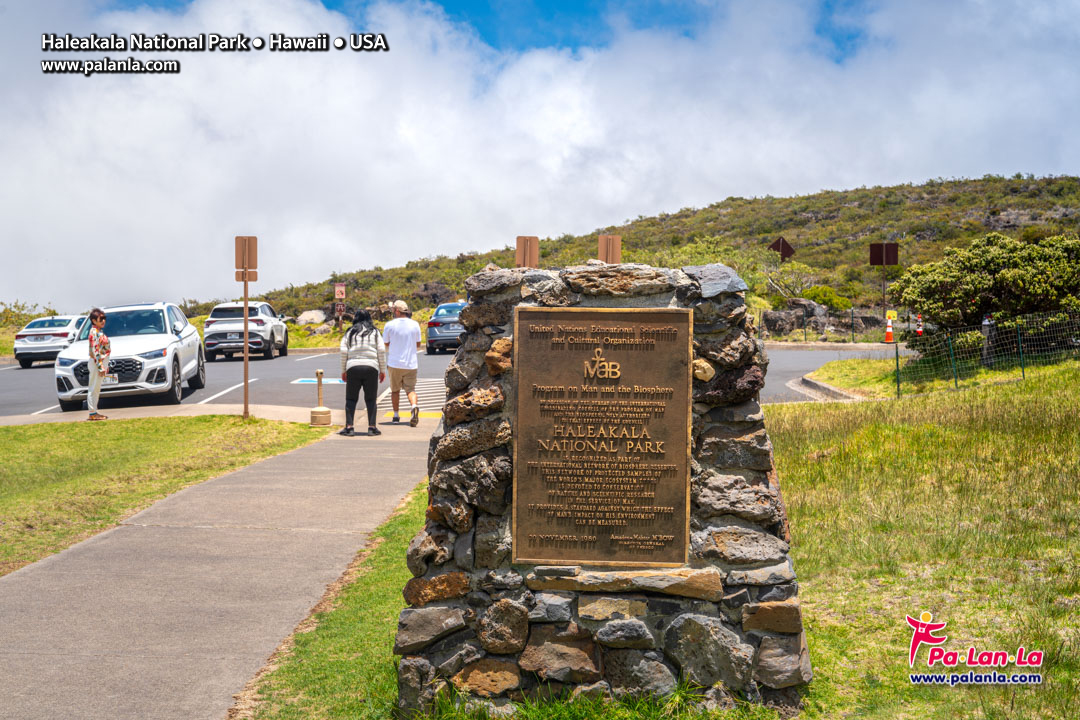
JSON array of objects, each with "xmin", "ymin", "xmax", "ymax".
[{"xmin": 393, "ymin": 262, "xmax": 811, "ymax": 717}]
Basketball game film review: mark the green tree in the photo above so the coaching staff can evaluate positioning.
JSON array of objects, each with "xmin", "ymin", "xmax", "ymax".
[
  {"xmin": 801, "ymin": 285, "xmax": 852, "ymax": 311},
  {"xmin": 890, "ymin": 233, "xmax": 1080, "ymax": 326}
]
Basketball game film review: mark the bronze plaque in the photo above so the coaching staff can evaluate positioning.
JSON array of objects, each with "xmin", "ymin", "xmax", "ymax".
[{"xmin": 512, "ymin": 307, "xmax": 692, "ymax": 567}]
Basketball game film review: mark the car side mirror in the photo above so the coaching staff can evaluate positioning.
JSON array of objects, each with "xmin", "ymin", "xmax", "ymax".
[
  {"xmin": 172, "ymin": 320, "xmax": 183, "ymax": 335},
  {"xmin": 278, "ymin": 313, "xmax": 284, "ymax": 319}
]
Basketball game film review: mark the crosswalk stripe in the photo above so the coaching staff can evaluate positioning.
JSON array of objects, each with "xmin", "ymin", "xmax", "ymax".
[{"xmin": 377, "ymin": 378, "xmax": 447, "ymax": 414}]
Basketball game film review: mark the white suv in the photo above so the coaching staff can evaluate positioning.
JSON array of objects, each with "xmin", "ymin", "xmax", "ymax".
[
  {"xmin": 54, "ymin": 302, "xmax": 205, "ymax": 411},
  {"xmin": 203, "ymin": 301, "xmax": 288, "ymax": 361}
]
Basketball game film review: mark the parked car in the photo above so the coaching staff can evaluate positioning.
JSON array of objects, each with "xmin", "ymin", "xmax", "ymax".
[
  {"xmin": 54, "ymin": 302, "xmax": 205, "ymax": 411},
  {"xmin": 14, "ymin": 315, "xmax": 87, "ymax": 368},
  {"xmin": 426, "ymin": 301, "xmax": 466, "ymax": 354},
  {"xmin": 203, "ymin": 301, "xmax": 288, "ymax": 360}
]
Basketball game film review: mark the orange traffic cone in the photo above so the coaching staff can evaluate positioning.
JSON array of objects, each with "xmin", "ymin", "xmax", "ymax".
[
  {"xmin": 916, "ymin": 314, "xmax": 923, "ymax": 337},
  {"xmin": 885, "ymin": 317, "xmax": 894, "ymax": 343}
]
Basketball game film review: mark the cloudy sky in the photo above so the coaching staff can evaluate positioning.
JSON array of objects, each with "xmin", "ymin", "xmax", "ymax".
[{"xmin": 2, "ymin": 0, "xmax": 1078, "ymax": 311}]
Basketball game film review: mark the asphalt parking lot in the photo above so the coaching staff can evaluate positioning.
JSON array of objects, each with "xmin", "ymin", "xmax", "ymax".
[
  {"xmin": 0, "ymin": 350, "xmax": 455, "ymax": 418},
  {"xmin": 0, "ymin": 345, "xmax": 900, "ymax": 419}
]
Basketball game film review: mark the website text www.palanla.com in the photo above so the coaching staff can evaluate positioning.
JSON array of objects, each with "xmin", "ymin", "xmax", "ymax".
[
  {"xmin": 41, "ymin": 57, "xmax": 180, "ymax": 76},
  {"xmin": 910, "ymin": 672, "xmax": 1043, "ymax": 686}
]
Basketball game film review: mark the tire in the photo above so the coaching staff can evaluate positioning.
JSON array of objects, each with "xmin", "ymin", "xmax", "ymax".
[
  {"xmin": 166, "ymin": 359, "xmax": 183, "ymax": 404},
  {"xmin": 59, "ymin": 399, "xmax": 83, "ymax": 412},
  {"xmin": 279, "ymin": 330, "xmax": 288, "ymax": 357},
  {"xmin": 263, "ymin": 334, "xmax": 274, "ymax": 360},
  {"xmin": 188, "ymin": 350, "xmax": 206, "ymax": 389},
  {"xmin": 207, "ymin": 351, "xmax": 218, "ymax": 362},
  {"xmin": 426, "ymin": 344, "xmax": 435, "ymax": 355},
  {"xmin": 18, "ymin": 358, "xmax": 33, "ymax": 369},
  {"xmin": 225, "ymin": 352, "xmax": 234, "ymax": 359}
]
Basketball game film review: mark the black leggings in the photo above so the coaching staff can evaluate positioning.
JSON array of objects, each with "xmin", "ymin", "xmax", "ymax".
[{"xmin": 345, "ymin": 365, "xmax": 379, "ymax": 428}]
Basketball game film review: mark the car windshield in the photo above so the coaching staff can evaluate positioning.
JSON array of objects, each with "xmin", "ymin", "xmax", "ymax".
[
  {"xmin": 78, "ymin": 310, "xmax": 167, "ymax": 340},
  {"xmin": 210, "ymin": 306, "xmax": 260, "ymax": 318},
  {"xmin": 26, "ymin": 317, "xmax": 71, "ymax": 329},
  {"xmin": 434, "ymin": 304, "xmax": 464, "ymax": 317}
]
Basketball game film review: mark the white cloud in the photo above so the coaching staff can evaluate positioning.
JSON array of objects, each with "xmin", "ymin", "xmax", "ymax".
[{"xmin": 1, "ymin": 0, "xmax": 1078, "ymax": 311}]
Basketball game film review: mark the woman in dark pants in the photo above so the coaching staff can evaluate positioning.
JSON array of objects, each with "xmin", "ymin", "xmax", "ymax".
[{"xmin": 339, "ymin": 310, "xmax": 386, "ymax": 436}]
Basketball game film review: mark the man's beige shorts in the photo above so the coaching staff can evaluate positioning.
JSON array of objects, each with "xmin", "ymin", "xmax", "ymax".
[{"xmin": 389, "ymin": 367, "xmax": 417, "ymax": 393}]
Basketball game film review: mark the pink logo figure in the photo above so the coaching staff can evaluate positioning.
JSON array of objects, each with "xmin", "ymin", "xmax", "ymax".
[{"xmin": 906, "ymin": 611, "xmax": 948, "ymax": 667}]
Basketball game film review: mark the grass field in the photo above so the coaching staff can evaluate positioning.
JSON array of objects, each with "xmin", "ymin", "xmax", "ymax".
[
  {"xmin": 808, "ymin": 357, "xmax": 1074, "ymax": 399},
  {"xmin": 0, "ymin": 416, "xmax": 329, "ymax": 576},
  {"xmin": 241, "ymin": 366, "xmax": 1079, "ymax": 719}
]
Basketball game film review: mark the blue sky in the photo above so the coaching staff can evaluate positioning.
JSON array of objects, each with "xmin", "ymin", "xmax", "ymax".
[{"xmin": 109, "ymin": 0, "xmax": 869, "ymax": 59}]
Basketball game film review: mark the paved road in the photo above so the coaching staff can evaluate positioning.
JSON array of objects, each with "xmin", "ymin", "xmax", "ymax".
[
  {"xmin": 0, "ymin": 350, "xmax": 454, "ymax": 418},
  {"xmin": 0, "ymin": 345, "xmax": 899, "ymax": 418},
  {"xmin": 0, "ymin": 424, "xmax": 432, "ymax": 720}
]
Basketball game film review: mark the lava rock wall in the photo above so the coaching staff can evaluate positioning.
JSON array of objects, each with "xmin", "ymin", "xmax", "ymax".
[{"xmin": 394, "ymin": 262, "xmax": 811, "ymax": 717}]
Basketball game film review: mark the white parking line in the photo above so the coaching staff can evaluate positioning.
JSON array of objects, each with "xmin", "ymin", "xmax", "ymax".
[
  {"xmin": 294, "ymin": 353, "xmax": 330, "ymax": 362},
  {"xmin": 31, "ymin": 404, "xmax": 60, "ymax": 415},
  {"xmin": 0, "ymin": 365, "xmax": 20, "ymax": 371},
  {"xmin": 197, "ymin": 379, "xmax": 258, "ymax": 405}
]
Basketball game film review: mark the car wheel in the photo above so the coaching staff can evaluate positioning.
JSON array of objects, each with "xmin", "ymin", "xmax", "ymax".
[
  {"xmin": 207, "ymin": 351, "xmax": 218, "ymax": 362},
  {"xmin": 263, "ymin": 335, "xmax": 275, "ymax": 360},
  {"xmin": 166, "ymin": 359, "xmax": 182, "ymax": 404},
  {"xmin": 188, "ymin": 349, "xmax": 206, "ymax": 389},
  {"xmin": 225, "ymin": 352, "xmax": 234, "ymax": 359},
  {"xmin": 59, "ymin": 399, "xmax": 83, "ymax": 412},
  {"xmin": 280, "ymin": 330, "xmax": 288, "ymax": 356},
  {"xmin": 426, "ymin": 344, "xmax": 435, "ymax": 355},
  {"xmin": 18, "ymin": 358, "xmax": 33, "ymax": 369}
]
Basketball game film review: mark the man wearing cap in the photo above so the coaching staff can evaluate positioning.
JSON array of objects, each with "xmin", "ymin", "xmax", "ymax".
[{"xmin": 383, "ymin": 299, "xmax": 423, "ymax": 426}]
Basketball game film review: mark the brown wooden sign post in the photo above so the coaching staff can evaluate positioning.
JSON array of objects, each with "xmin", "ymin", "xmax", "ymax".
[
  {"xmin": 598, "ymin": 234, "xmax": 622, "ymax": 263},
  {"xmin": 235, "ymin": 236, "xmax": 258, "ymax": 420},
  {"xmin": 515, "ymin": 236, "xmax": 539, "ymax": 268}
]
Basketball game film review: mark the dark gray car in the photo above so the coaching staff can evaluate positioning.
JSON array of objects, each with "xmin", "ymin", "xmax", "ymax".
[{"xmin": 425, "ymin": 302, "xmax": 466, "ymax": 354}]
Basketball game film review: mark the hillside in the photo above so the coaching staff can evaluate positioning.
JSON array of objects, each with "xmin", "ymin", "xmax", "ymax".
[{"xmin": 183, "ymin": 174, "xmax": 1080, "ymax": 317}]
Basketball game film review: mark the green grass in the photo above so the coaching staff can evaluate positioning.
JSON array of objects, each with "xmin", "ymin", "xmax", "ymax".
[
  {"xmin": 0, "ymin": 326, "xmax": 14, "ymax": 356},
  {"xmin": 243, "ymin": 367, "xmax": 1080, "ymax": 719},
  {"xmin": 772, "ymin": 367, "xmax": 1080, "ymax": 719},
  {"xmin": 0, "ymin": 415, "xmax": 329, "ymax": 575},
  {"xmin": 808, "ymin": 357, "xmax": 1074, "ymax": 398}
]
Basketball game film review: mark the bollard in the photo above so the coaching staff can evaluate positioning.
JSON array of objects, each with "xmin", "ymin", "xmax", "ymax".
[{"xmin": 310, "ymin": 368, "xmax": 332, "ymax": 426}]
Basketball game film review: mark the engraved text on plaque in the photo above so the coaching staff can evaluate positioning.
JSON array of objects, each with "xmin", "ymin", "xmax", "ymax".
[{"xmin": 512, "ymin": 307, "xmax": 692, "ymax": 566}]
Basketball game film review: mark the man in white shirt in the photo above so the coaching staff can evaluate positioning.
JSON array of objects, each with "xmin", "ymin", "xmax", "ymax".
[{"xmin": 383, "ymin": 299, "xmax": 423, "ymax": 426}]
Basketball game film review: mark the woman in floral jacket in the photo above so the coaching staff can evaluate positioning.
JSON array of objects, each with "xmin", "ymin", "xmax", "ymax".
[{"xmin": 87, "ymin": 308, "xmax": 110, "ymax": 421}]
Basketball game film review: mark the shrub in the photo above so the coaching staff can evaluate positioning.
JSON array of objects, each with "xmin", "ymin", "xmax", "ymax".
[{"xmin": 802, "ymin": 285, "xmax": 853, "ymax": 311}]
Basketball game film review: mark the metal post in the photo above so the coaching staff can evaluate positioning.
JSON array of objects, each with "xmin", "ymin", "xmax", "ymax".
[
  {"xmin": 803, "ymin": 309, "xmax": 807, "ymax": 342},
  {"xmin": 947, "ymin": 334, "xmax": 959, "ymax": 389},
  {"xmin": 316, "ymin": 368, "xmax": 324, "ymax": 407},
  {"xmin": 851, "ymin": 307, "xmax": 855, "ymax": 343},
  {"xmin": 1017, "ymin": 326, "xmax": 1026, "ymax": 380},
  {"xmin": 243, "ymin": 276, "xmax": 249, "ymax": 419},
  {"xmin": 894, "ymin": 342, "xmax": 901, "ymax": 398}
]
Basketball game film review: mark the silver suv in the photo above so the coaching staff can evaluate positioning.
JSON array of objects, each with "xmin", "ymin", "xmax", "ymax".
[
  {"xmin": 203, "ymin": 301, "xmax": 288, "ymax": 361},
  {"xmin": 54, "ymin": 303, "xmax": 205, "ymax": 411}
]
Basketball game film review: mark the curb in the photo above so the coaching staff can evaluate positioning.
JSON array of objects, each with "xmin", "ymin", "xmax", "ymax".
[
  {"xmin": 800, "ymin": 375, "xmax": 862, "ymax": 401},
  {"xmin": 764, "ymin": 341, "xmax": 903, "ymax": 351}
]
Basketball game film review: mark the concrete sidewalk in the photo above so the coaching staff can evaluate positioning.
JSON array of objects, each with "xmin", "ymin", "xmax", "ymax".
[{"xmin": 0, "ymin": 421, "xmax": 434, "ymax": 720}]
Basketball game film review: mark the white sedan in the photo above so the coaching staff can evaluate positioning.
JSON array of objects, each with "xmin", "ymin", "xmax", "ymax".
[
  {"xmin": 13, "ymin": 315, "xmax": 87, "ymax": 368},
  {"xmin": 54, "ymin": 302, "xmax": 205, "ymax": 411}
]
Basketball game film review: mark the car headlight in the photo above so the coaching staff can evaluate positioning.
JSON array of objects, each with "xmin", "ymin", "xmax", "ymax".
[
  {"xmin": 57, "ymin": 357, "xmax": 77, "ymax": 367},
  {"xmin": 139, "ymin": 349, "xmax": 168, "ymax": 359}
]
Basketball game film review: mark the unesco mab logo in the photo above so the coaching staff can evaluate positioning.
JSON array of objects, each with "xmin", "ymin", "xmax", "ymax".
[{"xmin": 906, "ymin": 611, "xmax": 1044, "ymax": 668}]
